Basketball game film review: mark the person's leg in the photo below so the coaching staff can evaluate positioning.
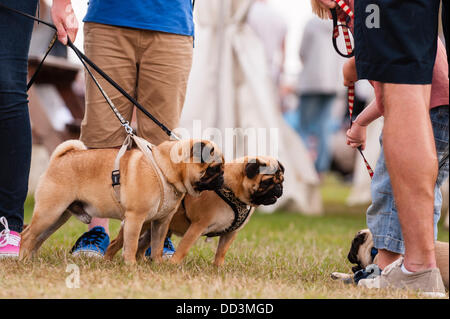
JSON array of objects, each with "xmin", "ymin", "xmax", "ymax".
[
  {"xmin": 315, "ymin": 95, "xmax": 335, "ymax": 174},
  {"xmin": 135, "ymin": 30, "xmax": 193, "ymax": 146},
  {"xmin": 430, "ymin": 105, "xmax": 449, "ymax": 236},
  {"xmin": 354, "ymin": 0, "xmax": 440, "ymax": 268},
  {"xmin": 366, "ymin": 135, "xmax": 403, "ymax": 270},
  {"xmin": 354, "ymin": 0, "xmax": 445, "ymax": 294},
  {"xmin": 367, "ymin": 103, "xmax": 449, "ymax": 270},
  {"xmin": 382, "ymin": 83, "xmax": 437, "ymax": 272},
  {"xmin": 72, "ymin": 23, "xmax": 139, "ymax": 256},
  {"xmin": 0, "ymin": 0, "xmax": 38, "ymax": 238},
  {"xmin": 298, "ymin": 94, "xmax": 323, "ymax": 169}
]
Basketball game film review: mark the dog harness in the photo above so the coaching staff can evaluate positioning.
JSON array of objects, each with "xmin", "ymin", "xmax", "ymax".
[
  {"xmin": 111, "ymin": 134, "xmax": 179, "ymax": 214},
  {"xmin": 207, "ymin": 188, "xmax": 253, "ymax": 237},
  {"xmin": 181, "ymin": 187, "xmax": 253, "ymax": 238}
]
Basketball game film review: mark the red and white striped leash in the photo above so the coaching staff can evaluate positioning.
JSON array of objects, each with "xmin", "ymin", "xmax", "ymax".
[{"xmin": 333, "ymin": 0, "xmax": 374, "ymax": 178}]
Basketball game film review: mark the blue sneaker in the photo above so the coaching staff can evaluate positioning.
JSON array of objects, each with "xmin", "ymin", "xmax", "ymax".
[
  {"xmin": 71, "ymin": 226, "xmax": 110, "ymax": 258},
  {"xmin": 145, "ymin": 237, "xmax": 175, "ymax": 259}
]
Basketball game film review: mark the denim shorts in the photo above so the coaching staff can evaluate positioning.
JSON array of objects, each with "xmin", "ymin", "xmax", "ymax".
[{"xmin": 366, "ymin": 105, "xmax": 449, "ymax": 254}]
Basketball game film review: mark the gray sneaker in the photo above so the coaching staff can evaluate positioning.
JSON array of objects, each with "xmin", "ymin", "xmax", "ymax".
[{"xmin": 358, "ymin": 257, "xmax": 446, "ymax": 298}]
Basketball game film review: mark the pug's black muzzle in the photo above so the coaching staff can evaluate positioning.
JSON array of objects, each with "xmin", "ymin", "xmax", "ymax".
[
  {"xmin": 250, "ymin": 175, "xmax": 284, "ymax": 206},
  {"xmin": 195, "ymin": 164, "xmax": 224, "ymax": 191}
]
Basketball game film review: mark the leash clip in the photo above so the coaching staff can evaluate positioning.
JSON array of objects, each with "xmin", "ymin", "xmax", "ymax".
[{"xmin": 122, "ymin": 121, "xmax": 134, "ymax": 135}]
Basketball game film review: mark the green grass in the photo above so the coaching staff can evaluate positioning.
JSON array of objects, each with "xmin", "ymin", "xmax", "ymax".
[{"xmin": 0, "ymin": 174, "xmax": 448, "ymax": 298}]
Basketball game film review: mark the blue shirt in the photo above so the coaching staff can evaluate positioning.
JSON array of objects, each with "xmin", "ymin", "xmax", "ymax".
[{"xmin": 83, "ymin": 0, "xmax": 194, "ymax": 37}]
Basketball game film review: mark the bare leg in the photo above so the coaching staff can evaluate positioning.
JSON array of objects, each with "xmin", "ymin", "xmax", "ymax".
[
  {"xmin": 382, "ymin": 83, "xmax": 437, "ymax": 272},
  {"xmin": 376, "ymin": 249, "xmax": 401, "ymax": 270},
  {"xmin": 88, "ymin": 217, "xmax": 109, "ymax": 235}
]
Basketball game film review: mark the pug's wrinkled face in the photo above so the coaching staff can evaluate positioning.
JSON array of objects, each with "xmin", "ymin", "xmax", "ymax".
[
  {"xmin": 241, "ymin": 157, "xmax": 284, "ymax": 206},
  {"xmin": 186, "ymin": 140, "xmax": 225, "ymax": 194}
]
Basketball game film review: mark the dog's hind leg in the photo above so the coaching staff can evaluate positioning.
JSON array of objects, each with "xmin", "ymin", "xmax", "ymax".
[
  {"xmin": 150, "ymin": 217, "xmax": 174, "ymax": 263},
  {"xmin": 136, "ymin": 227, "xmax": 152, "ymax": 260},
  {"xmin": 213, "ymin": 231, "xmax": 238, "ymax": 267},
  {"xmin": 122, "ymin": 211, "xmax": 146, "ymax": 264},
  {"xmin": 20, "ymin": 205, "xmax": 72, "ymax": 260},
  {"xmin": 104, "ymin": 223, "xmax": 125, "ymax": 261},
  {"xmin": 20, "ymin": 183, "xmax": 74, "ymax": 260}
]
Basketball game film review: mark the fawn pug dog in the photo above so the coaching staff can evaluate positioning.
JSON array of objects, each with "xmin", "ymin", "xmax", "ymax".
[
  {"xmin": 105, "ymin": 156, "xmax": 284, "ymax": 266},
  {"xmin": 332, "ymin": 229, "xmax": 449, "ymax": 289},
  {"xmin": 20, "ymin": 138, "xmax": 224, "ymax": 264}
]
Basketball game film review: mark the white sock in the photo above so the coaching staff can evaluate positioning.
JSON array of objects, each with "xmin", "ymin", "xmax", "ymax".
[{"xmin": 401, "ymin": 263, "xmax": 414, "ymax": 274}]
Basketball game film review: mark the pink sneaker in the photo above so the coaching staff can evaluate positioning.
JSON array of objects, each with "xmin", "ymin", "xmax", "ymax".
[{"xmin": 0, "ymin": 217, "xmax": 21, "ymax": 258}]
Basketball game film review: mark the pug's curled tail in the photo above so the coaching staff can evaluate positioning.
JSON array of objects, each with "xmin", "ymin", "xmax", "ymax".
[{"xmin": 50, "ymin": 140, "xmax": 87, "ymax": 161}]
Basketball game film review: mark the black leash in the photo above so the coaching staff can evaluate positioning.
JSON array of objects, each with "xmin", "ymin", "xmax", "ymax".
[{"xmin": 0, "ymin": 3, "xmax": 178, "ymax": 140}]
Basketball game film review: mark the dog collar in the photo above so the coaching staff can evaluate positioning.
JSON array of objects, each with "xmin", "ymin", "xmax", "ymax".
[
  {"xmin": 205, "ymin": 188, "xmax": 252, "ymax": 237},
  {"xmin": 370, "ymin": 247, "xmax": 378, "ymax": 260}
]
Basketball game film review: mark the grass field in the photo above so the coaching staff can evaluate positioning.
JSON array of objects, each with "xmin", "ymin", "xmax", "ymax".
[{"xmin": 0, "ymin": 175, "xmax": 448, "ymax": 299}]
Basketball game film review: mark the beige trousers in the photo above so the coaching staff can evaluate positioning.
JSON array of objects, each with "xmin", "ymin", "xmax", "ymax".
[{"xmin": 80, "ymin": 22, "xmax": 193, "ymax": 147}]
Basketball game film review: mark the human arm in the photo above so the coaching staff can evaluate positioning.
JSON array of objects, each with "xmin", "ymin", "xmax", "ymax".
[
  {"xmin": 51, "ymin": 0, "xmax": 78, "ymax": 45},
  {"xmin": 346, "ymin": 99, "xmax": 382, "ymax": 150},
  {"xmin": 343, "ymin": 56, "xmax": 357, "ymax": 87}
]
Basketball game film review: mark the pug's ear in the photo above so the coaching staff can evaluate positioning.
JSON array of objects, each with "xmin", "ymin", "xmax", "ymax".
[
  {"xmin": 347, "ymin": 232, "xmax": 367, "ymax": 264},
  {"xmin": 191, "ymin": 141, "xmax": 206, "ymax": 163},
  {"xmin": 245, "ymin": 159, "xmax": 261, "ymax": 179},
  {"xmin": 278, "ymin": 161, "xmax": 285, "ymax": 173}
]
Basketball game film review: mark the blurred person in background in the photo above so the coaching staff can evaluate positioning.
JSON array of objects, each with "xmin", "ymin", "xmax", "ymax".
[
  {"xmin": 247, "ymin": 0, "xmax": 287, "ymax": 107},
  {"xmin": 296, "ymin": 16, "xmax": 345, "ymax": 178}
]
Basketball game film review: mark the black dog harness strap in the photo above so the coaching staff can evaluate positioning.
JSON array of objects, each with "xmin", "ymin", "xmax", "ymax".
[{"xmin": 205, "ymin": 188, "xmax": 252, "ymax": 238}]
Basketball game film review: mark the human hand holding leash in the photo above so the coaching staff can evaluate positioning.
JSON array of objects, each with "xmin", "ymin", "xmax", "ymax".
[
  {"xmin": 51, "ymin": 0, "xmax": 78, "ymax": 45},
  {"xmin": 346, "ymin": 122, "xmax": 367, "ymax": 150}
]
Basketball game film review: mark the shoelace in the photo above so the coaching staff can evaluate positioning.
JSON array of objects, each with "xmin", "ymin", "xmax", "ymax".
[
  {"xmin": 0, "ymin": 217, "xmax": 20, "ymax": 248},
  {"xmin": 71, "ymin": 228, "xmax": 107, "ymax": 252}
]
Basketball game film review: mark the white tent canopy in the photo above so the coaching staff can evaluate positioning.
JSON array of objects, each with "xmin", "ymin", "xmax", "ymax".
[{"xmin": 180, "ymin": 0, "xmax": 322, "ymax": 214}]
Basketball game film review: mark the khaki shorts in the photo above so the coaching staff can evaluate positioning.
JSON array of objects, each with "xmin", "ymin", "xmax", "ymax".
[{"xmin": 80, "ymin": 22, "xmax": 193, "ymax": 148}]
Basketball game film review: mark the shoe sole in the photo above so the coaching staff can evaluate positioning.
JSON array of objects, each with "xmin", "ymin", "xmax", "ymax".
[
  {"xmin": 0, "ymin": 253, "xmax": 19, "ymax": 259},
  {"xmin": 419, "ymin": 292, "xmax": 447, "ymax": 298}
]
